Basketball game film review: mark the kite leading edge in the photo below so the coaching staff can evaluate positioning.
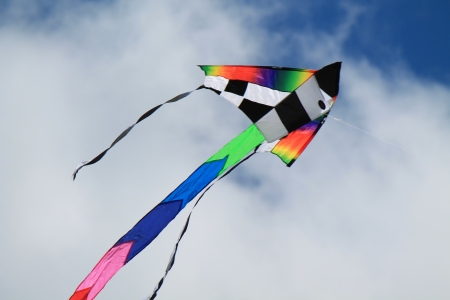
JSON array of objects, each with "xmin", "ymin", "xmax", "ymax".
[{"xmin": 69, "ymin": 62, "xmax": 341, "ymax": 300}]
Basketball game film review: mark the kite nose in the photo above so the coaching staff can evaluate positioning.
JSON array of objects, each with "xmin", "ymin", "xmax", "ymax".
[{"xmin": 315, "ymin": 61, "xmax": 341, "ymax": 98}]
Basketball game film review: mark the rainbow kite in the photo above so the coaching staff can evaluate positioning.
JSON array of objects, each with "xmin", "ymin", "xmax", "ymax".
[{"xmin": 70, "ymin": 62, "xmax": 341, "ymax": 300}]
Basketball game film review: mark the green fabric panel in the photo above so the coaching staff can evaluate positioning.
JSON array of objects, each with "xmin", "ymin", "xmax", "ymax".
[{"xmin": 206, "ymin": 124, "xmax": 265, "ymax": 175}]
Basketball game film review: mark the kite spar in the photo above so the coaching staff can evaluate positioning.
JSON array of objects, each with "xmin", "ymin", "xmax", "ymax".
[{"xmin": 69, "ymin": 62, "xmax": 341, "ymax": 300}]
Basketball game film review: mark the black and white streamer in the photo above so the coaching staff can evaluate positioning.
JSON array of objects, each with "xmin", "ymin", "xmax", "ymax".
[{"xmin": 72, "ymin": 87, "xmax": 204, "ymax": 180}]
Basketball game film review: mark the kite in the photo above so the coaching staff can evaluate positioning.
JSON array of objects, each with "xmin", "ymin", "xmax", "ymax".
[{"xmin": 69, "ymin": 62, "xmax": 341, "ymax": 300}]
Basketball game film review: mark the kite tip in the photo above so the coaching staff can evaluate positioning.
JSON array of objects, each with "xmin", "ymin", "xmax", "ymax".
[
  {"xmin": 72, "ymin": 162, "xmax": 86, "ymax": 181},
  {"xmin": 72, "ymin": 170, "xmax": 78, "ymax": 181}
]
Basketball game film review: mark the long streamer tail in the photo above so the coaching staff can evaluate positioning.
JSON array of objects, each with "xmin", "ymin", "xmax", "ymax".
[
  {"xmin": 72, "ymin": 87, "xmax": 204, "ymax": 180},
  {"xmin": 69, "ymin": 125, "xmax": 265, "ymax": 300}
]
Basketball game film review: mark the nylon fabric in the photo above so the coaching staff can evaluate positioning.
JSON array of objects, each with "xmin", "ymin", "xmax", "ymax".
[
  {"xmin": 206, "ymin": 124, "xmax": 265, "ymax": 175},
  {"xmin": 69, "ymin": 126, "xmax": 265, "ymax": 300},
  {"xmin": 147, "ymin": 150, "xmax": 258, "ymax": 300},
  {"xmin": 162, "ymin": 158, "xmax": 227, "ymax": 209}
]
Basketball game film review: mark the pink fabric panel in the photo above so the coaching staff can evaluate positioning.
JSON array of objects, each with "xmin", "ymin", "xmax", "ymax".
[{"xmin": 76, "ymin": 241, "xmax": 133, "ymax": 300}]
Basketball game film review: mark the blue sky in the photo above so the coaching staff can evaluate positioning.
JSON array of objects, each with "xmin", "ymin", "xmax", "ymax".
[
  {"xmin": 244, "ymin": 0, "xmax": 450, "ymax": 83},
  {"xmin": 3, "ymin": 0, "xmax": 449, "ymax": 82},
  {"xmin": 4, "ymin": 0, "xmax": 450, "ymax": 85},
  {"xmin": 1, "ymin": 1, "xmax": 449, "ymax": 299}
]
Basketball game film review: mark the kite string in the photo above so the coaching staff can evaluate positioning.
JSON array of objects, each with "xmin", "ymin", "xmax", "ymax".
[
  {"xmin": 146, "ymin": 149, "xmax": 258, "ymax": 300},
  {"xmin": 328, "ymin": 115, "xmax": 413, "ymax": 154}
]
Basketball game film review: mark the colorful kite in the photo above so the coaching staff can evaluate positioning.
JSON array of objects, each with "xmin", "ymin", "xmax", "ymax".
[{"xmin": 69, "ymin": 62, "xmax": 341, "ymax": 300}]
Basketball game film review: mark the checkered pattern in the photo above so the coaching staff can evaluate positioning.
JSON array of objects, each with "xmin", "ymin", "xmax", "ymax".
[{"xmin": 204, "ymin": 75, "xmax": 332, "ymax": 142}]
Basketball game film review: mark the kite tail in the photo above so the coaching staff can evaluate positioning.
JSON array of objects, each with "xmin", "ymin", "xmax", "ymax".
[
  {"xmin": 69, "ymin": 125, "xmax": 265, "ymax": 300},
  {"xmin": 147, "ymin": 150, "xmax": 257, "ymax": 300},
  {"xmin": 72, "ymin": 86, "xmax": 204, "ymax": 180}
]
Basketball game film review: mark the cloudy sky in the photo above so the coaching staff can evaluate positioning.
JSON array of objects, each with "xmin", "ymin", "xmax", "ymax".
[{"xmin": 1, "ymin": 0, "xmax": 450, "ymax": 299}]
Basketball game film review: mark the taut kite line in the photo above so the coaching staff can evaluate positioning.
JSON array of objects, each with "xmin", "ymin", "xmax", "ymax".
[{"xmin": 69, "ymin": 62, "xmax": 341, "ymax": 300}]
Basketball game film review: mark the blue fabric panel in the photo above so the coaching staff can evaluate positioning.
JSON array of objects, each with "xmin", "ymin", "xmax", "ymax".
[
  {"xmin": 116, "ymin": 200, "xmax": 183, "ymax": 263},
  {"xmin": 162, "ymin": 157, "xmax": 227, "ymax": 209},
  {"xmin": 115, "ymin": 157, "xmax": 227, "ymax": 264}
]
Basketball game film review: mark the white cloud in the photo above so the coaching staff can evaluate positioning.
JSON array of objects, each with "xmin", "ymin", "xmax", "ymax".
[{"xmin": 0, "ymin": 1, "xmax": 449, "ymax": 299}]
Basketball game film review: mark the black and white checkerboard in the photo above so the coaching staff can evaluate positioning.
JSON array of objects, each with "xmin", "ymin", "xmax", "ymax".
[{"xmin": 204, "ymin": 73, "xmax": 334, "ymax": 142}]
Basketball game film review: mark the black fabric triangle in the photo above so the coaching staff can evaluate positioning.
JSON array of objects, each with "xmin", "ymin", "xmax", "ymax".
[
  {"xmin": 314, "ymin": 62, "xmax": 341, "ymax": 98},
  {"xmin": 238, "ymin": 99, "xmax": 273, "ymax": 123}
]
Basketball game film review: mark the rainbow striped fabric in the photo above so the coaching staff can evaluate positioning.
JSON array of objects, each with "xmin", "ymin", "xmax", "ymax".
[{"xmin": 200, "ymin": 65, "xmax": 314, "ymax": 92}]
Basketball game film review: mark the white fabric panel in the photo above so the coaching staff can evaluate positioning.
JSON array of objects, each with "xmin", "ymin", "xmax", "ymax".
[
  {"xmin": 320, "ymin": 89, "xmax": 332, "ymax": 102},
  {"xmin": 204, "ymin": 76, "xmax": 229, "ymax": 92},
  {"xmin": 255, "ymin": 109, "xmax": 289, "ymax": 142},
  {"xmin": 219, "ymin": 91, "xmax": 244, "ymax": 106},
  {"xmin": 295, "ymin": 75, "xmax": 328, "ymax": 120},
  {"xmin": 256, "ymin": 140, "xmax": 279, "ymax": 153},
  {"xmin": 243, "ymin": 83, "xmax": 290, "ymax": 106},
  {"xmin": 321, "ymin": 89, "xmax": 333, "ymax": 107}
]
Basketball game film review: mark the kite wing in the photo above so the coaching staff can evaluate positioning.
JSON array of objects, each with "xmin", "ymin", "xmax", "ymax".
[
  {"xmin": 200, "ymin": 63, "xmax": 340, "ymax": 142},
  {"xmin": 72, "ymin": 63, "xmax": 340, "ymax": 179},
  {"xmin": 69, "ymin": 62, "xmax": 341, "ymax": 300}
]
